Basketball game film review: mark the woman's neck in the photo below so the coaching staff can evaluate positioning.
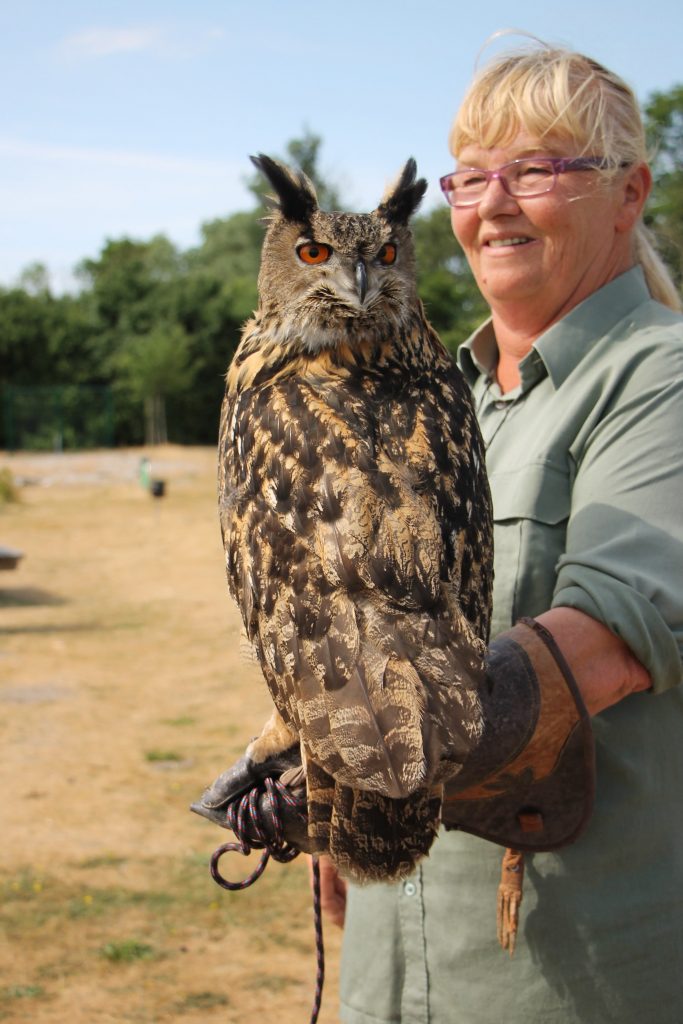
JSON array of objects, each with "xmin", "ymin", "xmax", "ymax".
[{"xmin": 489, "ymin": 314, "xmax": 542, "ymax": 393}]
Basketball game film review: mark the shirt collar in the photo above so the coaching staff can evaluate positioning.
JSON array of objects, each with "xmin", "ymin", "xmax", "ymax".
[
  {"xmin": 457, "ymin": 319, "xmax": 497, "ymax": 388},
  {"xmin": 458, "ymin": 267, "xmax": 651, "ymax": 391}
]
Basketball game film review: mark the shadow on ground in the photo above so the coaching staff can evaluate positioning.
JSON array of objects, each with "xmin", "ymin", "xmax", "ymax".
[{"xmin": 0, "ymin": 586, "xmax": 66, "ymax": 608}]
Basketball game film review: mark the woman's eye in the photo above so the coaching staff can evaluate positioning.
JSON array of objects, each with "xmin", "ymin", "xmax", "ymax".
[
  {"xmin": 463, "ymin": 174, "xmax": 487, "ymax": 188},
  {"xmin": 377, "ymin": 243, "xmax": 397, "ymax": 265},
  {"xmin": 297, "ymin": 242, "xmax": 332, "ymax": 265},
  {"xmin": 518, "ymin": 162, "xmax": 553, "ymax": 181}
]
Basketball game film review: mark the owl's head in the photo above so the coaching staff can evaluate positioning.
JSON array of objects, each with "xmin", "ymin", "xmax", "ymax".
[{"xmin": 251, "ymin": 154, "xmax": 427, "ymax": 351}]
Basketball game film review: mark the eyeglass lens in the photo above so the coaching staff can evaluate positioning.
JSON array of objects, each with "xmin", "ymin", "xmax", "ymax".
[{"xmin": 448, "ymin": 159, "xmax": 557, "ymax": 204}]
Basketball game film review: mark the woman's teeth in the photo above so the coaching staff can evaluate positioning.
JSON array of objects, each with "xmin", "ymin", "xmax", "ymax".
[{"xmin": 487, "ymin": 237, "xmax": 531, "ymax": 247}]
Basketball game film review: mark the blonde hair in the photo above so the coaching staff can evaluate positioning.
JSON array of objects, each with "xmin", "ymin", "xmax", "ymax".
[{"xmin": 450, "ymin": 44, "xmax": 681, "ymax": 311}]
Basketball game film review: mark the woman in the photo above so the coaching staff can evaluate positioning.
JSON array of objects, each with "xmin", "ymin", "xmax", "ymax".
[{"xmin": 332, "ymin": 44, "xmax": 683, "ymax": 1023}]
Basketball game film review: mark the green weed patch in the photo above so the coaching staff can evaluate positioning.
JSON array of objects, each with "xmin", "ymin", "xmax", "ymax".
[{"xmin": 100, "ymin": 939, "xmax": 156, "ymax": 963}]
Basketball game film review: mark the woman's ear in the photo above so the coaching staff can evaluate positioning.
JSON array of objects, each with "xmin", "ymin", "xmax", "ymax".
[{"xmin": 615, "ymin": 163, "xmax": 652, "ymax": 233}]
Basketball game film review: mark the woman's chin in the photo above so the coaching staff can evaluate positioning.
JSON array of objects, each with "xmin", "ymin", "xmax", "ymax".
[{"xmin": 478, "ymin": 273, "xmax": 544, "ymax": 308}]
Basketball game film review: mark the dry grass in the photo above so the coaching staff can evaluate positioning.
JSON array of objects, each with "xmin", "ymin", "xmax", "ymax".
[{"xmin": 0, "ymin": 446, "xmax": 341, "ymax": 1023}]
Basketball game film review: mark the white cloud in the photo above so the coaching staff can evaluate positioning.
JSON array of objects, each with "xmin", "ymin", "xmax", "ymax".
[
  {"xmin": 59, "ymin": 26, "xmax": 165, "ymax": 57},
  {"xmin": 57, "ymin": 23, "xmax": 225, "ymax": 60},
  {"xmin": 0, "ymin": 137, "xmax": 240, "ymax": 178}
]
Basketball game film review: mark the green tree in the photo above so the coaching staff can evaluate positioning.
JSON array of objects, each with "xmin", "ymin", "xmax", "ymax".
[
  {"xmin": 413, "ymin": 207, "xmax": 488, "ymax": 353},
  {"xmin": 0, "ymin": 284, "xmax": 95, "ymax": 393},
  {"xmin": 114, "ymin": 323, "xmax": 195, "ymax": 444},
  {"xmin": 0, "ymin": 287, "xmax": 54, "ymax": 389},
  {"xmin": 644, "ymin": 84, "xmax": 683, "ymax": 285},
  {"xmin": 0, "ymin": 282, "xmax": 107, "ymax": 449},
  {"xmin": 164, "ymin": 272, "xmax": 248, "ymax": 444},
  {"xmin": 75, "ymin": 236, "xmax": 193, "ymax": 443},
  {"xmin": 76, "ymin": 235, "xmax": 184, "ymax": 335},
  {"xmin": 190, "ymin": 211, "xmax": 262, "ymax": 284},
  {"xmin": 17, "ymin": 262, "xmax": 51, "ymax": 296}
]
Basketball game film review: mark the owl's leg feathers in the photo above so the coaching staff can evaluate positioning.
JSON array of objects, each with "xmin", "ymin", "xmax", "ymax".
[{"xmin": 303, "ymin": 757, "xmax": 442, "ymax": 882}]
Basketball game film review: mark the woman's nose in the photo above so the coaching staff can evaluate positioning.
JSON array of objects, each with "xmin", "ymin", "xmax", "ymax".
[{"xmin": 476, "ymin": 176, "xmax": 520, "ymax": 218}]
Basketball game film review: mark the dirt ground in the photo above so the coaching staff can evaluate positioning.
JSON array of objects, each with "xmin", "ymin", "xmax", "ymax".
[{"xmin": 0, "ymin": 446, "xmax": 341, "ymax": 1023}]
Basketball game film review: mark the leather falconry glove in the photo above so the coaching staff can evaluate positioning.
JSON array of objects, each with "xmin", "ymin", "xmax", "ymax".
[
  {"xmin": 442, "ymin": 616, "xmax": 594, "ymax": 953},
  {"xmin": 190, "ymin": 742, "xmax": 312, "ymax": 853},
  {"xmin": 441, "ymin": 617, "xmax": 594, "ymax": 850},
  {"xmin": 192, "ymin": 617, "xmax": 594, "ymax": 860}
]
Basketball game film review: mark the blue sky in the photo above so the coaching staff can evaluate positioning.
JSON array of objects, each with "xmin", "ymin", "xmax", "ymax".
[{"xmin": 2, "ymin": 1, "xmax": 682, "ymax": 292}]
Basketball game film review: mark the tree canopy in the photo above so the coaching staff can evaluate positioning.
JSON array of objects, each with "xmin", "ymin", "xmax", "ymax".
[{"xmin": 645, "ymin": 85, "xmax": 683, "ymax": 284}]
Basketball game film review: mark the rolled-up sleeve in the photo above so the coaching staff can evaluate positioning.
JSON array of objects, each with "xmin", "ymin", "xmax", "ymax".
[{"xmin": 553, "ymin": 347, "xmax": 683, "ymax": 692}]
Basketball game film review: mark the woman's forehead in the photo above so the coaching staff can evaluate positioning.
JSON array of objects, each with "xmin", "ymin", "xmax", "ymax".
[{"xmin": 455, "ymin": 131, "xmax": 572, "ymax": 166}]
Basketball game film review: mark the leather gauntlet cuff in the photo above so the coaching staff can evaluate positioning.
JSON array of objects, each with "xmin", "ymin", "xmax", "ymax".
[{"xmin": 442, "ymin": 618, "xmax": 595, "ymax": 852}]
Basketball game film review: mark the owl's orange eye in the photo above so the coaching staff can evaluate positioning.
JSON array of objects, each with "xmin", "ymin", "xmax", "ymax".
[
  {"xmin": 297, "ymin": 242, "xmax": 332, "ymax": 265},
  {"xmin": 377, "ymin": 243, "xmax": 397, "ymax": 265}
]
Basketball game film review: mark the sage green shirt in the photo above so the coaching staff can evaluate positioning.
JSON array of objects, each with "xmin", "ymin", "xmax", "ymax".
[{"xmin": 340, "ymin": 268, "xmax": 683, "ymax": 1024}]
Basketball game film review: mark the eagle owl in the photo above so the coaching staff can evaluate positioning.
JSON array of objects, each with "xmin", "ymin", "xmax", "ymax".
[{"xmin": 218, "ymin": 155, "xmax": 493, "ymax": 881}]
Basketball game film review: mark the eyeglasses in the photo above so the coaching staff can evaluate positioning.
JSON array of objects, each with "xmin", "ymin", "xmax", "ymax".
[{"xmin": 439, "ymin": 156, "xmax": 615, "ymax": 208}]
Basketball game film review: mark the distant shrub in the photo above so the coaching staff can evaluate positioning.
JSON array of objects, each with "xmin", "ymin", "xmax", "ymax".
[{"xmin": 0, "ymin": 468, "xmax": 20, "ymax": 504}]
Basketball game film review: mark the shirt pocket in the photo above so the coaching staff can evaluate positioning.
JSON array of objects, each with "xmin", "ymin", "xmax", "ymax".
[{"xmin": 488, "ymin": 463, "xmax": 570, "ymax": 636}]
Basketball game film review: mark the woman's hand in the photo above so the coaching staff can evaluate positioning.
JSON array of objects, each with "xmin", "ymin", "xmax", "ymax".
[
  {"xmin": 537, "ymin": 607, "xmax": 651, "ymax": 716},
  {"xmin": 308, "ymin": 854, "xmax": 347, "ymax": 928}
]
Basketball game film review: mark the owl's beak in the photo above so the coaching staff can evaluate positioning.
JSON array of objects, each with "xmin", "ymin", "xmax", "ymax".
[{"xmin": 354, "ymin": 259, "xmax": 368, "ymax": 304}]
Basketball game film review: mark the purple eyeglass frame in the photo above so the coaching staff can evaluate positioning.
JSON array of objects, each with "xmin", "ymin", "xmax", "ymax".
[{"xmin": 439, "ymin": 156, "xmax": 613, "ymax": 207}]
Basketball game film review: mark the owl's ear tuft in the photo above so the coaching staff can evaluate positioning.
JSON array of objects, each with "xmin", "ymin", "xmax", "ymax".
[
  {"xmin": 251, "ymin": 154, "xmax": 319, "ymax": 224},
  {"xmin": 377, "ymin": 159, "xmax": 428, "ymax": 226}
]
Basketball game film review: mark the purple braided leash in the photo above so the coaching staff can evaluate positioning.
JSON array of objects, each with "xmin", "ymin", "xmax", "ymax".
[{"xmin": 209, "ymin": 777, "xmax": 325, "ymax": 1024}]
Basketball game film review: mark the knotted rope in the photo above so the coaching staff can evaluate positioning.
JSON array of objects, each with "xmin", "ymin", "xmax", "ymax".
[{"xmin": 209, "ymin": 777, "xmax": 325, "ymax": 1024}]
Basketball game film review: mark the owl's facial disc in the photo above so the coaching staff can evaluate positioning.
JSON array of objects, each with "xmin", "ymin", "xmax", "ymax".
[
  {"xmin": 294, "ymin": 232, "xmax": 400, "ymax": 310},
  {"xmin": 295, "ymin": 234, "xmax": 368, "ymax": 311}
]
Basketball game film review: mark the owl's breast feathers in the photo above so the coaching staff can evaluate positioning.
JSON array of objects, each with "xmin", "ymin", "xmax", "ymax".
[{"xmin": 218, "ymin": 312, "xmax": 493, "ymax": 807}]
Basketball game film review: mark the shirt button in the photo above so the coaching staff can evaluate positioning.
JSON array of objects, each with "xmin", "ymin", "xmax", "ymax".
[
  {"xmin": 403, "ymin": 881, "xmax": 416, "ymax": 897},
  {"xmin": 494, "ymin": 400, "xmax": 507, "ymax": 410}
]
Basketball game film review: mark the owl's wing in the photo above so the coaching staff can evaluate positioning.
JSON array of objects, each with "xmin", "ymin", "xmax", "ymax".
[{"xmin": 220, "ymin": 363, "xmax": 491, "ymax": 800}]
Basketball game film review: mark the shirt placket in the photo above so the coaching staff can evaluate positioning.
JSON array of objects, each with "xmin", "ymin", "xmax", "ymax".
[
  {"xmin": 398, "ymin": 865, "xmax": 430, "ymax": 1022},
  {"xmin": 475, "ymin": 383, "xmax": 520, "ymax": 450}
]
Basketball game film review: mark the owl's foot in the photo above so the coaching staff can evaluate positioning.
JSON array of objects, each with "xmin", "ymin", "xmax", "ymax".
[{"xmin": 245, "ymin": 707, "xmax": 298, "ymax": 765}]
